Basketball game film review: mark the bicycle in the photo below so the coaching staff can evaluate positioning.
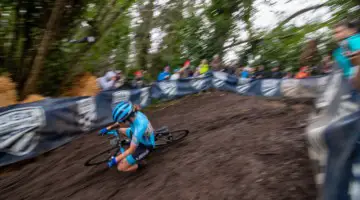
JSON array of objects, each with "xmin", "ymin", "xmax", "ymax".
[{"xmin": 84, "ymin": 127, "xmax": 189, "ymax": 166}]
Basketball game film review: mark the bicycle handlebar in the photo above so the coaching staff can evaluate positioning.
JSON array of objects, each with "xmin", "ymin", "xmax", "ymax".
[{"xmin": 107, "ymin": 130, "xmax": 120, "ymax": 138}]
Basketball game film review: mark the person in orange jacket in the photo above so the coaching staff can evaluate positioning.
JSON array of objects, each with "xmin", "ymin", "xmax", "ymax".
[{"xmin": 295, "ymin": 66, "xmax": 310, "ymax": 79}]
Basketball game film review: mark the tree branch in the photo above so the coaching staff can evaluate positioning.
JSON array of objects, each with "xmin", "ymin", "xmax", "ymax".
[
  {"xmin": 274, "ymin": 3, "xmax": 328, "ymax": 30},
  {"xmin": 223, "ymin": 3, "xmax": 329, "ymax": 50},
  {"xmin": 60, "ymin": 0, "xmax": 136, "ymax": 91}
]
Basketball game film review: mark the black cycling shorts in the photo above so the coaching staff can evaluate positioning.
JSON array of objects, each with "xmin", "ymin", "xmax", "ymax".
[{"xmin": 125, "ymin": 144, "xmax": 152, "ymax": 165}]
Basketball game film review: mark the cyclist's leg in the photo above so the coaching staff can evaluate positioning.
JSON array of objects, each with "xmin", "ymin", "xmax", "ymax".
[
  {"xmin": 117, "ymin": 144, "xmax": 151, "ymax": 172},
  {"xmin": 118, "ymin": 160, "xmax": 138, "ymax": 172}
]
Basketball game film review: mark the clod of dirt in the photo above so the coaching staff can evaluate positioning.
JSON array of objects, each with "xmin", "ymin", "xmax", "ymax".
[
  {"xmin": 0, "ymin": 75, "xmax": 18, "ymax": 107},
  {"xmin": 64, "ymin": 72, "xmax": 100, "ymax": 97},
  {"xmin": 21, "ymin": 94, "xmax": 45, "ymax": 104}
]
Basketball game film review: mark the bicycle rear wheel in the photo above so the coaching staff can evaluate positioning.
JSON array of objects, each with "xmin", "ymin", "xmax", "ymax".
[
  {"xmin": 84, "ymin": 146, "xmax": 119, "ymax": 166},
  {"xmin": 155, "ymin": 130, "xmax": 189, "ymax": 149}
]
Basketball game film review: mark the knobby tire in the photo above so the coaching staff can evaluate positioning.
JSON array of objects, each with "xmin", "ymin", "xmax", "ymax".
[{"xmin": 84, "ymin": 146, "xmax": 118, "ymax": 166}]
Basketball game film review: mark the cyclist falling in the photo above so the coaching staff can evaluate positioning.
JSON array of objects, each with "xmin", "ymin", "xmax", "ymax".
[{"xmin": 99, "ymin": 101, "xmax": 155, "ymax": 172}]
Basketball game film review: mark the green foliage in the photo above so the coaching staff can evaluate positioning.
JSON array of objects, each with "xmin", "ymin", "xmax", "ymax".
[
  {"xmin": 248, "ymin": 23, "xmax": 329, "ymax": 71},
  {"xmin": 1, "ymin": 0, "xmax": 360, "ymax": 97}
]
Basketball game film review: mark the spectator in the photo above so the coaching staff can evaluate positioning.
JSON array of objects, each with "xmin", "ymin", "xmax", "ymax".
[
  {"xmin": 333, "ymin": 20, "xmax": 360, "ymax": 92},
  {"xmin": 97, "ymin": 70, "xmax": 123, "ymax": 91},
  {"xmin": 253, "ymin": 65, "xmax": 268, "ymax": 79},
  {"xmin": 283, "ymin": 72, "xmax": 293, "ymax": 79},
  {"xmin": 271, "ymin": 66, "xmax": 283, "ymax": 79},
  {"xmin": 131, "ymin": 70, "xmax": 145, "ymax": 88},
  {"xmin": 235, "ymin": 66, "xmax": 243, "ymax": 77},
  {"xmin": 199, "ymin": 59, "xmax": 210, "ymax": 75},
  {"xmin": 240, "ymin": 67, "xmax": 250, "ymax": 78},
  {"xmin": 210, "ymin": 54, "xmax": 222, "ymax": 71},
  {"xmin": 299, "ymin": 39, "xmax": 322, "ymax": 70},
  {"xmin": 222, "ymin": 65, "xmax": 236, "ymax": 75},
  {"xmin": 170, "ymin": 68, "xmax": 181, "ymax": 80},
  {"xmin": 114, "ymin": 70, "xmax": 125, "ymax": 88},
  {"xmin": 157, "ymin": 66, "xmax": 171, "ymax": 81},
  {"xmin": 321, "ymin": 54, "xmax": 333, "ymax": 75},
  {"xmin": 311, "ymin": 65, "xmax": 322, "ymax": 76},
  {"xmin": 181, "ymin": 60, "xmax": 192, "ymax": 78},
  {"xmin": 295, "ymin": 66, "xmax": 310, "ymax": 79},
  {"xmin": 170, "ymin": 61, "xmax": 191, "ymax": 80},
  {"xmin": 332, "ymin": 20, "xmax": 360, "ymax": 79},
  {"xmin": 352, "ymin": 50, "xmax": 360, "ymax": 90},
  {"xmin": 193, "ymin": 67, "xmax": 201, "ymax": 77},
  {"xmin": 187, "ymin": 67, "xmax": 194, "ymax": 77}
]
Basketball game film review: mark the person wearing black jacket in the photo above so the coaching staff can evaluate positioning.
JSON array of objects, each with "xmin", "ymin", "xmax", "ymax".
[
  {"xmin": 253, "ymin": 65, "xmax": 270, "ymax": 79},
  {"xmin": 253, "ymin": 66, "xmax": 263, "ymax": 79},
  {"xmin": 271, "ymin": 66, "xmax": 283, "ymax": 79}
]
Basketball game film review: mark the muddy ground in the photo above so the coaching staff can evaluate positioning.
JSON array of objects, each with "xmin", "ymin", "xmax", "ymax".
[{"xmin": 0, "ymin": 91, "xmax": 317, "ymax": 200}]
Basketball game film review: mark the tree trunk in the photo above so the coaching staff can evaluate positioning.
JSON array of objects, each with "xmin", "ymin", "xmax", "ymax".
[
  {"xmin": 6, "ymin": 0, "xmax": 22, "ymax": 75},
  {"xmin": 22, "ymin": 0, "xmax": 68, "ymax": 97},
  {"xmin": 135, "ymin": 0, "xmax": 154, "ymax": 68}
]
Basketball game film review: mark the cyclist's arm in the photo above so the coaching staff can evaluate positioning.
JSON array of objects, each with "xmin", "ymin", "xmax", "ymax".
[
  {"xmin": 118, "ymin": 128, "xmax": 130, "ymax": 137},
  {"xmin": 116, "ymin": 143, "xmax": 137, "ymax": 161},
  {"xmin": 116, "ymin": 127, "xmax": 144, "ymax": 161},
  {"xmin": 116, "ymin": 135, "xmax": 139, "ymax": 162},
  {"xmin": 106, "ymin": 122, "xmax": 119, "ymax": 130}
]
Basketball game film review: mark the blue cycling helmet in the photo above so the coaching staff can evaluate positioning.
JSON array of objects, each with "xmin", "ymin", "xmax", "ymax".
[{"xmin": 112, "ymin": 101, "xmax": 134, "ymax": 122}]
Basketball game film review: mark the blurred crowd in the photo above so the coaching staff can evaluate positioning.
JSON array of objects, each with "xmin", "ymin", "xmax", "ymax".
[
  {"xmin": 96, "ymin": 19, "xmax": 360, "ymax": 92},
  {"xmin": 156, "ymin": 54, "xmax": 334, "ymax": 82},
  {"xmin": 96, "ymin": 55, "xmax": 334, "ymax": 92},
  {"xmin": 96, "ymin": 69, "xmax": 147, "ymax": 91}
]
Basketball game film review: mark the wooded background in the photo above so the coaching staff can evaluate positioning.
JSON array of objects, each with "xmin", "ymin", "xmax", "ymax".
[{"xmin": 0, "ymin": 0, "xmax": 359, "ymax": 98}]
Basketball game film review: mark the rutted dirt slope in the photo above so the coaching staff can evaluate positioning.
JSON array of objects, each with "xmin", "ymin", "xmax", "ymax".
[{"xmin": 0, "ymin": 92, "xmax": 316, "ymax": 200}]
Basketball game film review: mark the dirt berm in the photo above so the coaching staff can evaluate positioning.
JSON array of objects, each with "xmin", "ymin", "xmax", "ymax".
[{"xmin": 0, "ymin": 91, "xmax": 316, "ymax": 200}]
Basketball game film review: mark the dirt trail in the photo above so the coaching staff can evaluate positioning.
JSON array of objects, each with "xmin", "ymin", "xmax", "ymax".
[{"xmin": 0, "ymin": 92, "xmax": 316, "ymax": 200}]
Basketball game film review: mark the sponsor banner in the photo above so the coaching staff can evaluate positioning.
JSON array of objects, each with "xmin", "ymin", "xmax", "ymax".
[
  {"xmin": 298, "ymin": 77, "xmax": 319, "ymax": 98},
  {"xmin": 261, "ymin": 79, "xmax": 281, "ymax": 97},
  {"xmin": 281, "ymin": 78, "xmax": 300, "ymax": 98},
  {"xmin": 151, "ymin": 76, "xmax": 212, "ymax": 100},
  {"xmin": 0, "ymin": 88, "xmax": 151, "ymax": 166},
  {"xmin": 0, "ymin": 107, "xmax": 45, "ymax": 156}
]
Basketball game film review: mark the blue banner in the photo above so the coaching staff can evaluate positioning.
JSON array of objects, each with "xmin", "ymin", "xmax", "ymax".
[{"xmin": 0, "ymin": 88, "xmax": 151, "ymax": 166}]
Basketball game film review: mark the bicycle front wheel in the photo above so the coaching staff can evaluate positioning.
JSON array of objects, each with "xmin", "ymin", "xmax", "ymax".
[
  {"xmin": 155, "ymin": 130, "xmax": 189, "ymax": 149},
  {"xmin": 84, "ymin": 146, "xmax": 119, "ymax": 166}
]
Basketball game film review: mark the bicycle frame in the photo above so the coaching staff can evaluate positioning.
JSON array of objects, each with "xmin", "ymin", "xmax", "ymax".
[
  {"xmin": 84, "ymin": 128, "xmax": 188, "ymax": 166},
  {"xmin": 107, "ymin": 130, "xmax": 126, "ymax": 155},
  {"xmin": 106, "ymin": 127, "xmax": 171, "ymax": 152}
]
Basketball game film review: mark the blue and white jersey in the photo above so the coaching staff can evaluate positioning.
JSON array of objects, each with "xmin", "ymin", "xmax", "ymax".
[{"xmin": 126, "ymin": 112, "xmax": 155, "ymax": 148}]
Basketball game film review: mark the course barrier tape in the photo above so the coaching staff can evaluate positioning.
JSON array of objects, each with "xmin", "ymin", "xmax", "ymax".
[{"xmin": 0, "ymin": 71, "xmax": 359, "ymax": 199}]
